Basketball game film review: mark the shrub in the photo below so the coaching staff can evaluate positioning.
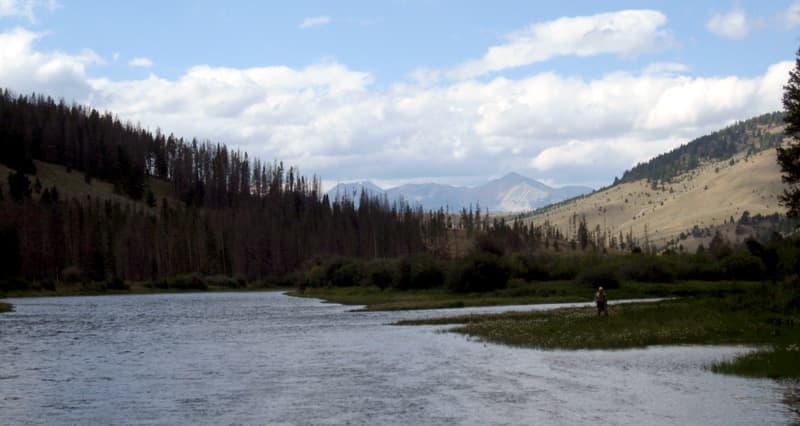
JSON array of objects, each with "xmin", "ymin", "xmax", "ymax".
[
  {"xmin": 619, "ymin": 255, "xmax": 676, "ymax": 283},
  {"xmin": 449, "ymin": 252, "xmax": 510, "ymax": 293},
  {"xmin": 62, "ymin": 266, "xmax": 83, "ymax": 284},
  {"xmin": 396, "ymin": 255, "xmax": 446, "ymax": 290},
  {"xmin": 509, "ymin": 253, "xmax": 550, "ymax": 281},
  {"xmin": 0, "ymin": 278, "xmax": 31, "ymax": 292},
  {"xmin": 168, "ymin": 274, "xmax": 208, "ymax": 290},
  {"xmin": 303, "ymin": 257, "xmax": 365, "ymax": 288},
  {"xmin": 329, "ymin": 259, "xmax": 365, "ymax": 287},
  {"xmin": 720, "ymin": 250, "xmax": 764, "ymax": 281},
  {"xmin": 366, "ymin": 260, "xmax": 396, "ymax": 290},
  {"xmin": 206, "ymin": 275, "xmax": 242, "ymax": 289},
  {"xmin": 105, "ymin": 277, "xmax": 130, "ymax": 291},
  {"xmin": 575, "ymin": 265, "xmax": 621, "ymax": 289}
]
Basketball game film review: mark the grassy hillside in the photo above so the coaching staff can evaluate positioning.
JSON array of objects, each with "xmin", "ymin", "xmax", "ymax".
[
  {"xmin": 0, "ymin": 160, "xmax": 177, "ymax": 208},
  {"xmin": 523, "ymin": 124, "xmax": 787, "ymax": 251},
  {"xmin": 617, "ymin": 112, "xmax": 784, "ymax": 184}
]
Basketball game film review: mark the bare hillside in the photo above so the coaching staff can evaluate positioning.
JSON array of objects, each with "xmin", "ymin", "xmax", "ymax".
[{"xmin": 523, "ymin": 148, "xmax": 785, "ymax": 251}]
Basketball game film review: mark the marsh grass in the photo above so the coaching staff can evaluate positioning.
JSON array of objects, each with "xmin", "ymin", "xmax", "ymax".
[
  {"xmin": 398, "ymin": 287, "xmax": 800, "ymax": 378},
  {"xmin": 712, "ymin": 344, "xmax": 800, "ymax": 378},
  {"xmin": 399, "ymin": 299, "xmax": 780, "ymax": 348}
]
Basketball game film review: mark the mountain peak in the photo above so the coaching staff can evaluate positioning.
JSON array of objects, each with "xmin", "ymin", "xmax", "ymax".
[{"xmin": 498, "ymin": 172, "xmax": 527, "ymax": 182}]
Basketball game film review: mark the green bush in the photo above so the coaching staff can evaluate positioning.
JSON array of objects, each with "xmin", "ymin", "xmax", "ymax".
[
  {"xmin": 720, "ymin": 250, "xmax": 765, "ymax": 281},
  {"xmin": 206, "ymin": 275, "xmax": 245, "ymax": 289},
  {"xmin": 619, "ymin": 255, "xmax": 676, "ymax": 283},
  {"xmin": 62, "ymin": 266, "xmax": 83, "ymax": 284},
  {"xmin": 304, "ymin": 257, "xmax": 366, "ymax": 288},
  {"xmin": 448, "ymin": 252, "xmax": 510, "ymax": 293},
  {"xmin": 366, "ymin": 259, "xmax": 396, "ymax": 290},
  {"xmin": 396, "ymin": 254, "xmax": 446, "ymax": 290},
  {"xmin": 509, "ymin": 253, "xmax": 551, "ymax": 281},
  {"xmin": 575, "ymin": 264, "xmax": 621, "ymax": 289},
  {"xmin": 329, "ymin": 259, "xmax": 365, "ymax": 287},
  {"xmin": 0, "ymin": 278, "xmax": 31, "ymax": 292},
  {"xmin": 105, "ymin": 277, "xmax": 130, "ymax": 291},
  {"xmin": 168, "ymin": 274, "xmax": 209, "ymax": 290}
]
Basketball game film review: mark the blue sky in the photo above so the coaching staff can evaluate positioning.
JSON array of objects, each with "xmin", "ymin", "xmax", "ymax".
[{"xmin": 1, "ymin": 1, "xmax": 799, "ymax": 188}]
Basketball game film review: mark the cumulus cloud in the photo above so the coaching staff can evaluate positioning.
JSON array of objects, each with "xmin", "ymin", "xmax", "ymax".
[
  {"xmin": 0, "ymin": 27, "xmax": 102, "ymax": 101},
  {"xmin": 0, "ymin": 0, "xmax": 57, "ymax": 22},
  {"xmin": 642, "ymin": 62, "xmax": 689, "ymax": 76},
  {"xmin": 449, "ymin": 10, "xmax": 670, "ymax": 80},
  {"xmin": 0, "ymin": 25, "xmax": 790, "ymax": 188},
  {"xmin": 128, "ymin": 57, "xmax": 153, "ymax": 68},
  {"xmin": 706, "ymin": 9, "xmax": 752, "ymax": 39},
  {"xmin": 299, "ymin": 15, "xmax": 331, "ymax": 29}
]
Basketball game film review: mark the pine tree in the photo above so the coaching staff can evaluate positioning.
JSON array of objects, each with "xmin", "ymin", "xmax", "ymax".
[{"xmin": 778, "ymin": 47, "xmax": 800, "ymax": 217}]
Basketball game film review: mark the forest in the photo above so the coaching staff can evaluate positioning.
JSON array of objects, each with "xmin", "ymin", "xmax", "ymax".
[
  {"xmin": 1, "ymin": 89, "xmax": 799, "ymax": 297},
  {"xmin": 0, "ymin": 90, "xmax": 578, "ymax": 292}
]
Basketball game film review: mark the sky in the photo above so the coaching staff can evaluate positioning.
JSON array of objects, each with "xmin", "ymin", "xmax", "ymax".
[{"xmin": 1, "ymin": 1, "xmax": 799, "ymax": 190}]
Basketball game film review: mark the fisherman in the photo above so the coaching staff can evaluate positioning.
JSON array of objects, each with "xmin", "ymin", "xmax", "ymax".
[{"xmin": 595, "ymin": 286, "xmax": 608, "ymax": 316}]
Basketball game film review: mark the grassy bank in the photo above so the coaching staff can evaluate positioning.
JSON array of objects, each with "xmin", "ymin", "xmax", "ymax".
[
  {"xmin": 399, "ymin": 285, "xmax": 800, "ymax": 379},
  {"xmin": 0, "ymin": 302, "xmax": 11, "ymax": 313},
  {"xmin": 292, "ymin": 280, "xmax": 758, "ymax": 311}
]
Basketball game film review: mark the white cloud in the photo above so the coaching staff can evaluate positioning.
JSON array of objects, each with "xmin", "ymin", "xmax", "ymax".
[
  {"xmin": 706, "ymin": 9, "xmax": 752, "ymax": 39},
  {"xmin": 0, "ymin": 0, "xmax": 57, "ymax": 23},
  {"xmin": 784, "ymin": 2, "xmax": 800, "ymax": 28},
  {"xmin": 0, "ymin": 26, "xmax": 789, "ymax": 188},
  {"xmin": 642, "ymin": 62, "xmax": 689, "ymax": 75},
  {"xmin": 0, "ymin": 27, "xmax": 102, "ymax": 100},
  {"xmin": 449, "ymin": 10, "xmax": 670, "ymax": 80},
  {"xmin": 299, "ymin": 15, "xmax": 331, "ymax": 29},
  {"xmin": 128, "ymin": 57, "xmax": 153, "ymax": 68}
]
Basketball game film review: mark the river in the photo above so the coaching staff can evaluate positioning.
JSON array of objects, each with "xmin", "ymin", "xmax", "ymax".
[{"xmin": 0, "ymin": 292, "xmax": 796, "ymax": 425}]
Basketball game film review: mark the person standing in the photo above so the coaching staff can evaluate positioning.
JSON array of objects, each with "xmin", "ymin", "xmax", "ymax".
[{"xmin": 595, "ymin": 286, "xmax": 608, "ymax": 316}]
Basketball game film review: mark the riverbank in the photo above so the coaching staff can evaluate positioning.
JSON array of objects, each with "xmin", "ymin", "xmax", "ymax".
[
  {"xmin": 398, "ymin": 284, "xmax": 800, "ymax": 379},
  {"xmin": 0, "ymin": 282, "xmax": 291, "ymax": 299},
  {"xmin": 291, "ymin": 280, "xmax": 759, "ymax": 311}
]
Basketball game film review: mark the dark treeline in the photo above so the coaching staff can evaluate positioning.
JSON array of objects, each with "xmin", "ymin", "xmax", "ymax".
[
  {"xmin": 0, "ymin": 89, "xmax": 322, "ymax": 208},
  {"xmin": 0, "ymin": 183, "xmax": 430, "ymax": 286},
  {"xmin": 0, "ymin": 90, "xmax": 438, "ymax": 288},
  {"xmin": 616, "ymin": 112, "xmax": 785, "ymax": 185}
]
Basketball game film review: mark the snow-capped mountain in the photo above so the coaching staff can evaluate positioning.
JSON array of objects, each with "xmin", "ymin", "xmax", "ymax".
[{"xmin": 326, "ymin": 173, "xmax": 593, "ymax": 213}]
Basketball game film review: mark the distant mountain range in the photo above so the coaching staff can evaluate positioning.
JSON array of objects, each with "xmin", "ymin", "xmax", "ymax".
[{"xmin": 327, "ymin": 173, "xmax": 593, "ymax": 213}]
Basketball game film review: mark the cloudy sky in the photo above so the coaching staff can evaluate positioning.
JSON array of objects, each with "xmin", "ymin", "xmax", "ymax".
[{"xmin": 1, "ymin": 1, "xmax": 799, "ymax": 189}]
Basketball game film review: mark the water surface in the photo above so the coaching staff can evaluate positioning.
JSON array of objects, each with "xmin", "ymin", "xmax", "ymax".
[{"xmin": 0, "ymin": 292, "xmax": 795, "ymax": 425}]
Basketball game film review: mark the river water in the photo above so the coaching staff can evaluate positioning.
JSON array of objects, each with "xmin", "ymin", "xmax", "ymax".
[{"xmin": 0, "ymin": 292, "xmax": 796, "ymax": 425}]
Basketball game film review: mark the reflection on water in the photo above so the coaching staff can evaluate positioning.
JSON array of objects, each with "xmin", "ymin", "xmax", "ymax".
[{"xmin": 0, "ymin": 292, "xmax": 796, "ymax": 425}]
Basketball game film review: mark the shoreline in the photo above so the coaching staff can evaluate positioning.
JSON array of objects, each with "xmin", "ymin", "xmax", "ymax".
[
  {"xmin": 289, "ymin": 280, "xmax": 757, "ymax": 311},
  {"xmin": 397, "ymin": 295, "xmax": 800, "ymax": 379},
  {"xmin": 1, "ymin": 286, "xmax": 293, "ymax": 300}
]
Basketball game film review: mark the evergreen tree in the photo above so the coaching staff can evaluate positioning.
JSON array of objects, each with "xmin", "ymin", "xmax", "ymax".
[
  {"xmin": 8, "ymin": 170, "xmax": 31, "ymax": 202},
  {"xmin": 779, "ymin": 47, "xmax": 800, "ymax": 217}
]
